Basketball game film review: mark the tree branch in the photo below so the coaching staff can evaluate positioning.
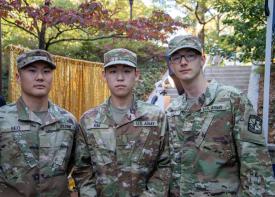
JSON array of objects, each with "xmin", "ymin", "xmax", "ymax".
[
  {"xmin": 22, "ymin": 0, "xmax": 30, "ymax": 7},
  {"xmin": 47, "ymin": 26, "xmax": 80, "ymax": 44},
  {"xmin": 79, "ymin": 27, "xmax": 99, "ymax": 37},
  {"xmin": 204, "ymin": 14, "xmax": 217, "ymax": 24},
  {"xmin": 194, "ymin": 3, "xmax": 204, "ymax": 24},
  {"xmin": 175, "ymin": 0, "xmax": 193, "ymax": 11},
  {"xmin": 2, "ymin": 18, "xmax": 38, "ymax": 38},
  {"xmin": 47, "ymin": 33, "xmax": 125, "ymax": 47}
]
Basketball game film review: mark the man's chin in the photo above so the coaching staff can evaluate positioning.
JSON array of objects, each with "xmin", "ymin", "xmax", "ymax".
[
  {"xmin": 112, "ymin": 92, "xmax": 132, "ymax": 98},
  {"xmin": 27, "ymin": 91, "xmax": 50, "ymax": 98}
]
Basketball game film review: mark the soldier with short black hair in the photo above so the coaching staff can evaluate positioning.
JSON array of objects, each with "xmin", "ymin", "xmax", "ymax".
[
  {"xmin": 166, "ymin": 35, "xmax": 275, "ymax": 196},
  {"xmin": 0, "ymin": 49, "xmax": 92, "ymax": 196},
  {"xmin": 80, "ymin": 48, "xmax": 170, "ymax": 196}
]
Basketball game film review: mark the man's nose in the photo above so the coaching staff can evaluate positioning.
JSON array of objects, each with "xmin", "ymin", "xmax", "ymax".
[
  {"xmin": 180, "ymin": 56, "xmax": 188, "ymax": 64},
  {"xmin": 117, "ymin": 72, "xmax": 124, "ymax": 80},
  {"xmin": 35, "ymin": 71, "xmax": 44, "ymax": 80}
]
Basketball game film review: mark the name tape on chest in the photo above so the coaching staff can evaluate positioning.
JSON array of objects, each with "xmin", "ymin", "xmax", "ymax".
[
  {"xmin": 89, "ymin": 122, "xmax": 109, "ymax": 129},
  {"xmin": 201, "ymin": 104, "xmax": 227, "ymax": 112},
  {"xmin": 59, "ymin": 124, "xmax": 74, "ymax": 130},
  {"xmin": 133, "ymin": 121, "xmax": 158, "ymax": 127},
  {"xmin": 8, "ymin": 125, "xmax": 31, "ymax": 132}
]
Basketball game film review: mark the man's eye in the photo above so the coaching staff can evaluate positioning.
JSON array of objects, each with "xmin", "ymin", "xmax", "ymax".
[
  {"xmin": 186, "ymin": 54, "xmax": 195, "ymax": 58},
  {"xmin": 172, "ymin": 56, "xmax": 181, "ymax": 61},
  {"xmin": 109, "ymin": 70, "xmax": 116, "ymax": 73},
  {"xmin": 124, "ymin": 69, "xmax": 131, "ymax": 73},
  {"xmin": 28, "ymin": 69, "xmax": 36, "ymax": 72},
  {"xmin": 44, "ymin": 69, "xmax": 51, "ymax": 73}
]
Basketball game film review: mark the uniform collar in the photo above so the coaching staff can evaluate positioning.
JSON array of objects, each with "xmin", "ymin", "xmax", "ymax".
[
  {"xmin": 179, "ymin": 80, "xmax": 219, "ymax": 112},
  {"xmin": 203, "ymin": 79, "xmax": 219, "ymax": 106},
  {"xmin": 95, "ymin": 95, "xmax": 144, "ymax": 127},
  {"xmin": 16, "ymin": 96, "xmax": 60, "ymax": 125}
]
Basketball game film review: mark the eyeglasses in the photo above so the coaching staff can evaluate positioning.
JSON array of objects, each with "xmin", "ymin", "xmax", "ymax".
[{"xmin": 170, "ymin": 53, "xmax": 198, "ymax": 64}]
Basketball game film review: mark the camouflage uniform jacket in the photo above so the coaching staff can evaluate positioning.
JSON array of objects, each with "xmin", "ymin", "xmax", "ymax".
[
  {"xmin": 80, "ymin": 97, "xmax": 170, "ymax": 197},
  {"xmin": 0, "ymin": 97, "xmax": 92, "ymax": 197},
  {"xmin": 167, "ymin": 80, "xmax": 275, "ymax": 197}
]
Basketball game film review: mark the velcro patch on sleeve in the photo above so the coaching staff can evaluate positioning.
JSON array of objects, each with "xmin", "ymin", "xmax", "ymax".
[{"xmin": 248, "ymin": 115, "xmax": 262, "ymax": 134}]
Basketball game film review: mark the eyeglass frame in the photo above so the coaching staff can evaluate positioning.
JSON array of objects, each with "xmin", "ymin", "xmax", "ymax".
[{"xmin": 169, "ymin": 51, "xmax": 200, "ymax": 64}]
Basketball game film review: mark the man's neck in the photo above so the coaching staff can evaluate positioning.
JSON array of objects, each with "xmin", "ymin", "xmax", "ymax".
[
  {"xmin": 110, "ymin": 94, "xmax": 133, "ymax": 109},
  {"xmin": 180, "ymin": 74, "xmax": 208, "ymax": 98},
  {"xmin": 21, "ymin": 94, "xmax": 49, "ymax": 112}
]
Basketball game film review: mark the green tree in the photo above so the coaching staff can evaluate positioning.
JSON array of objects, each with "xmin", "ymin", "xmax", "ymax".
[
  {"xmin": 155, "ymin": 0, "xmax": 267, "ymax": 62},
  {"xmin": 176, "ymin": 0, "xmax": 218, "ymax": 45},
  {"xmin": 215, "ymin": 0, "xmax": 266, "ymax": 62},
  {"xmin": 153, "ymin": 0, "xmax": 225, "ymax": 50}
]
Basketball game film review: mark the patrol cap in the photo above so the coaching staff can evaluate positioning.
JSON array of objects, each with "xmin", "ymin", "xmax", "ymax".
[
  {"xmin": 168, "ymin": 35, "xmax": 202, "ymax": 56},
  {"xmin": 16, "ymin": 49, "xmax": 56, "ymax": 69},
  {"xmin": 104, "ymin": 48, "xmax": 137, "ymax": 68}
]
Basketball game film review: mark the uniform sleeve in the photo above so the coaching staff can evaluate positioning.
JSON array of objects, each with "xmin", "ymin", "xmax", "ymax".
[
  {"xmin": 142, "ymin": 113, "xmax": 171, "ymax": 197},
  {"xmin": 71, "ymin": 123, "xmax": 96, "ymax": 197},
  {"xmin": 232, "ymin": 93, "xmax": 275, "ymax": 196}
]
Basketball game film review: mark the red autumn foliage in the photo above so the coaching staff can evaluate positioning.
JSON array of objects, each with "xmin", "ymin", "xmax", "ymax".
[{"xmin": 0, "ymin": 0, "xmax": 183, "ymax": 50}]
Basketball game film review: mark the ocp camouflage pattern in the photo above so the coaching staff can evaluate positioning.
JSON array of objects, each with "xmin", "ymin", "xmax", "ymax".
[
  {"xmin": 166, "ymin": 80, "xmax": 275, "ymax": 196},
  {"xmin": 0, "ymin": 97, "xmax": 92, "ymax": 197},
  {"xmin": 16, "ymin": 49, "xmax": 56, "ymax": 69},
  {"xmin": 168, "ymin": 35, "xmax": 202, "ymax": 56},
  {"xmin": 80, "ymin": 97, "xmax": 170, "ymax": 197},
  {"xmin": 104, "ymin": 48, "xmax": 137, "ymax": 68}
]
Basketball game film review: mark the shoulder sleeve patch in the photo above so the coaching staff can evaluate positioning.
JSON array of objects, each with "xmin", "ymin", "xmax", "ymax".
[{"xmin": 248, "ymin": 115, "xmax": 262, "ymax": 134}]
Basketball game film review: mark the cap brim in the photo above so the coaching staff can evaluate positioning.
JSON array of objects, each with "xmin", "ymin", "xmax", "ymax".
[
  {"xmin": 168, "ymin": 45, "xmax": 202, "ymax": 56},
  {"xmin": 20, "ymin": 59, "xmax": 56, "ymax": 69},
  {"xmin": 104, "ymin": 60, "xmax": 136, "ymax": 68}
]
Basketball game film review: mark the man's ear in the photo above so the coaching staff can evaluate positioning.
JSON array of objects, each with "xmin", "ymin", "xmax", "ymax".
[
  {"xmin": 102, "ymin": 70, "xmax": 106, "ymax": 81},
  {"xmin": 135, "ymin": 69, "xmax": 140, "ymax": 82},
  {"xmin": 201, "ymin": 54, "xmax": 206, "ymax": 67},
  {"xmin": 16, "ymin": 71, "xmax": 21, "ymax": 85}
]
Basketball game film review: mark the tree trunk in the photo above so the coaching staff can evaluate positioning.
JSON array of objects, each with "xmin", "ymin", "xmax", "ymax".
[
  {"xmin": 198, "ymin": 25, "xmax": 205, "ymax": 48},
  {"xmin": 38, "ymin": 30, "xmax": 46, "ymax": 50},
  {"xmin": 197, "ymin": 1, "xmax": 207, "ymax": 49},
  {"xmin": 38, "ymin": 0, "xmax": 50, "ymax": 50},
  {"xmin": 129, "ymin": 0, "xmax": 134, "ymax": 20}
]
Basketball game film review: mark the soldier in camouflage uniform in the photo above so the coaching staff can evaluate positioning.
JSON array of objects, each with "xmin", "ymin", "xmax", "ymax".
[
  {"xmin": 80, "ymin": 48, "xmax": 170, "ymax": 196},
  {"xmin": 166, "ymin": 35, "xmax": 275, "ymax": 196},
  {"xmin": 0, "ymin": 49, "xmax": 92, "ymax": 196}
]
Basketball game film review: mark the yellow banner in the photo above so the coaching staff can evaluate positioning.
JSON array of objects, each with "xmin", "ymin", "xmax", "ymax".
[{"xmin": 7, "ymin": 45, "xmax": 110, "ymax": 120}]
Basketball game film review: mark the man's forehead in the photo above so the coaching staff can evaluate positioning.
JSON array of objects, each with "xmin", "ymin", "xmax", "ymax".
[
  {"xmin": 172, "ymin": 48, "xmax": 198, "ymax": 55},
  {"xmin": 22, "ymin": 61, "xmax": 54, "ymax": 69},
  {"xmin": 105, "ymin": 64, "xmax": 135, "ymax": 69}
]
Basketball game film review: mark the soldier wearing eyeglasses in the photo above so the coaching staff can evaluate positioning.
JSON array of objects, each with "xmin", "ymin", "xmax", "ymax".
[{"xmin": 166, "ymin": 35, "xmax": 275, "ymax": 196}]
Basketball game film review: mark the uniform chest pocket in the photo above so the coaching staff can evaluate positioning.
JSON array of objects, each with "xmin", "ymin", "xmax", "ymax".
[
  {"xmin": 0, "ymin": 126, "xmax": 35, "ymax": 181},
  {"xmin": 40, "ymin": 125, "xmax": 74, "ymax": 173},
  {"xmin": 117, "ymin": 125, "xmax": 152, "ymax": 166},
  {"xmin": 193, "ymin": 114, "xmax": 215, "ymax": 147},
  {"xmin": 87, "ymin": 128, "xmax": 115, "ymax": 165},
  {"xmin": 196, "ymin": 104, "xmax": 231, "ymax": 147},
  {"xmin": 170, "ymin": 111, "xmax": 215, "ymax": 148}
]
